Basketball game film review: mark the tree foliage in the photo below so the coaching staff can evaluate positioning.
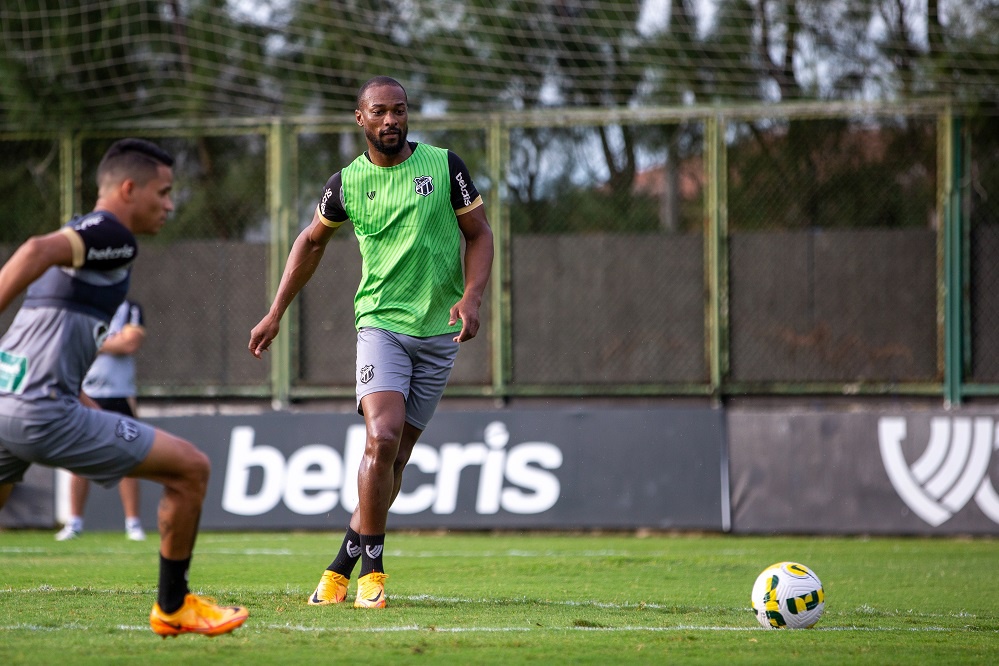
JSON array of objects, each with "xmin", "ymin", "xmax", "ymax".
[{"xmin": 0, "ymin": 0, "xmax": 997, "ymax": 241}]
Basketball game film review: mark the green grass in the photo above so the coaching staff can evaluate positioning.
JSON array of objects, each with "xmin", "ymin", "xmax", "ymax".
[{"xmin": 1, "ymin": 531, "xmax": 998, "ymax": 664}]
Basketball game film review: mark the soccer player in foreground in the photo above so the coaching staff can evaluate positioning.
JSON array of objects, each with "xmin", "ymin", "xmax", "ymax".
[
  {"xmin": 249, "ymin": 76, "xmax": 494, "ymax": 608},
  {"xmin": 0, "ymin": 138, "xmax": 248, "ymax": 637}
]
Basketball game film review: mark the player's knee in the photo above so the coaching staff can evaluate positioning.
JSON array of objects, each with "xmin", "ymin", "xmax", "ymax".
[
  {"xmin": 365, "ymin": 427, "xmax": 402, "ymax": 463},
  {"xmin": 188, "ymin": 446, "xmax": 211, "ymax": 492},
  {"xmin": 172, "ymin": 440, "xmax": 210, "ymax": 498}
]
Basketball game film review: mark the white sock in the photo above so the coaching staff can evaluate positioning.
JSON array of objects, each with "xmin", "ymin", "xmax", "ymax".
[
  {"xmin": 125, "ymin": 517, "xmax": 142, "ymax": 531},
  {"xmin": 67, "ymin": 516, "xmax": 83, "ymax": 531}
]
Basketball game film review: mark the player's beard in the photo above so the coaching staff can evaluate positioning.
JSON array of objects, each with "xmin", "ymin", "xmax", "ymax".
[{"xmin": 367, "ymin": 126, "xmax": 408, "ymax": 156}]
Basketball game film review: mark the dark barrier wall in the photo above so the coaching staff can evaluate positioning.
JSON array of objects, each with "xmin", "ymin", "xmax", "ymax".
[
  {"xmin": 68, "ymin": 407, "xmax": 727, "ymax": 532},
  {"xmin": 100, "ymin": 229, "xmax": 940, "ymax": 391},
  {"xmin": 729, "ymin": 409, "xmax": 999, "ymax": 535},
  {"xmin": 0, "ymin": 466, "xmax": 53, "ymax": 528},
  {"xmin": 11, "ymin": 406, "xmax": 999, "ymax": 535}
]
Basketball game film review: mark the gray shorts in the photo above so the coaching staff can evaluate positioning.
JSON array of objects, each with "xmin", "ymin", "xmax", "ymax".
[
  {"xmin": 356, "ymin": 327, "xmax": 460, "ymax": 430},
  {"xmin": 0, "ymin": 396, "xmax": 155, "ymax": 488}
]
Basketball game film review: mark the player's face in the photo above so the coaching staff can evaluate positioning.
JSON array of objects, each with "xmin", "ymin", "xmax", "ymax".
[
  {"xmin": 356, "ymin": 84, "xmax": 409, "ymax": 158},
  {"xmin": 131, "ymin": 164, "xmax": 174, "ymax": 235}
]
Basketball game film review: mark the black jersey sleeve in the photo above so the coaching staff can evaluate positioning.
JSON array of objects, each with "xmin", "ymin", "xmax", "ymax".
[
  {"xmin": 447, "ymin": 151, "xmax": 482, "ymax": 212},
  {"xmin": 317, "ymin": 172, "xmax": 349, "ymax": 224},
  {"xmin": 69, "ymin": 213, "xmax": 139, "ymax": 270}
]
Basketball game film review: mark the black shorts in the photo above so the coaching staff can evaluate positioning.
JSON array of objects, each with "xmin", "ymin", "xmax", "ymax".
[{"xmin": 94, "ymin": 397, "xmax": 135, "ymax": 417}]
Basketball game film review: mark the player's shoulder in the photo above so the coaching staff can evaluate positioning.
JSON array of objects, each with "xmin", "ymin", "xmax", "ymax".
[
  {"xmin": 65, "ymin": 211, "xmax": 138, "ymax": 268},
  {"xmin": 69, "ymin": 210, "xmax": 126, "ymax": 232},
  {"xmin": 67, "ymin": 211, "xmax": 135, "ymax": 243}
]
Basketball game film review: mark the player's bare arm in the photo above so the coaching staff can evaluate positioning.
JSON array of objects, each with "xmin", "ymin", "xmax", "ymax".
[
  {"xmin": 0, "ymin": 230, "xmax": 76, "ymax": 314},
  {"xmin": 249, "ymin": 212, "xmax": 340, "ymax": 358},
  {"xmin": 98, "ymin": 324, "xmax": 146, "ymax": 355},
  {"xmin": 449, "ymin": 205, "xmax": 494, "ymax": 343},
  {"xmin": 79, "ymin": 391, "xmax": 101, "ymax": 410}
]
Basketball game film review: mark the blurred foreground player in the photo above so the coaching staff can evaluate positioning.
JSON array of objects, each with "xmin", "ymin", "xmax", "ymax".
[
  {"xmin": 249, "ymin": 77, "xmax": 493, "ymax": 608},
  {"xmin": 0, "ymin": 138, "xmax": 247, "ymax": 637}
]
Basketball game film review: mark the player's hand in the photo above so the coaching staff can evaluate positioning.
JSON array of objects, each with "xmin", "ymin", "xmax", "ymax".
[
  {"xmin": 249, "ymin": 315, "xmax": 281, "ymax": 358},
  {"xmin": 449, "ymin": 297, "xmax": 481, "ymax": 343}
]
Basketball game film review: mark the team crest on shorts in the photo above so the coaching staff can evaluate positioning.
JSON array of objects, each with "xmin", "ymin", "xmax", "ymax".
[
  {"xmin": 359, "ymin": 364, "xmax": 375, "ymax": 384},
  {"xmin": 115, "ymin": 419, "xmax": 140, "ymax": 442},
  {"xmin": 414, "ymin": 175, "xmax": 433, "ymax": 197}
]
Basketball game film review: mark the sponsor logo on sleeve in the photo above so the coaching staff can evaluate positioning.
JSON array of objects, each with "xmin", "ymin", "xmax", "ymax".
[
  {"xmin": 320, "ymin": 187, "xmax": 334, "ymax": 216},
  {"xmin": 455, "ymin": 172, "xmax": 472, "ymax": 207}
]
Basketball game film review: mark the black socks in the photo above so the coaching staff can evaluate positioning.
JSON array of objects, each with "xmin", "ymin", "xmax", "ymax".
[
  {"xmin": 328, "ymin": 526, "xmax": 362, "ymax": 578},
  {"xmin": 358, "ymin": 533, "xmax": 385, "ymax": 577},
  {"xmin": 158, "ymin": 554, "xmax": 191, "ymax": 614}
]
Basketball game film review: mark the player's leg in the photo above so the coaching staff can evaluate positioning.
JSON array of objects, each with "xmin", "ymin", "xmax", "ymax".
[
  {"xmin": 119, "ymin": 477, "xmax": 145, "ymax": 540},
  {"xmin": 55, "ymin": 474, "xmax": 90, "ymax": 540},
  {"xmin": 310, "ymin": 420, "xmax": 420, "ymax": 607},
  {"xmin": 357, "ymin": 390, "xmax": 407, "ymax": 535},
  {"xmin": 0, "ymin": 438, "xmax": 32, "ymax": 511},
  {"xmin": 351, "ymin": 390, "xmax": 406, "ymax": 608},
  {"xmin": 125, "ymin": 429, "xmax": 208, "ymax": 558},
  {"xmin": 314, "ymin": 328, "xmax": 411, "ymax": 608},
  {"xmin": 100, "ymin": 397, "xmax": 145, "ymax": 540},
  {"xmin": 129, "ymin": 429, "xmax": 248, "ymax": 637}
]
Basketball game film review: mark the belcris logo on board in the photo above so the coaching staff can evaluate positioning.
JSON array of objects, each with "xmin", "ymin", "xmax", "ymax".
[
  {"xmin": 879, "ymin": 417, "xmax": 999, "ymax": 527},
  {"xmin": 221, "ymin": 421, "xmax": 563, "ymax": 517}
]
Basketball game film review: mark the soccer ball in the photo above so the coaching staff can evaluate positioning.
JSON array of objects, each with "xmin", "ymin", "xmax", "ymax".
[{"xmin": 750, "ymin": 561, "xmax": 825, "ymax": 629}]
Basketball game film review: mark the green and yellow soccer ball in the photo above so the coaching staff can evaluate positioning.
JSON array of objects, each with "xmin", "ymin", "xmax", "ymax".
[{"xmin": 750, "ymin": 561, "xmax": 825, "ymax": 629}]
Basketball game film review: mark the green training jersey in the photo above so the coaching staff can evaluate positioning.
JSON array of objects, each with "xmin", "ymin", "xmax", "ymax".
[{"xmin": 340, "ymin": 143, "xmax": 465, "ymax": 337}]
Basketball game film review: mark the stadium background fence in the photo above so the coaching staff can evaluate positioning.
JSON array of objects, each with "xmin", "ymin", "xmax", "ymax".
[{"xmin": 1, "ymin": 100, "xmax": 997, "ymax": 406}]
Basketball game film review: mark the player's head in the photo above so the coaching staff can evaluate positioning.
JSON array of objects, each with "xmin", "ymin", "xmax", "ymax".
[
  {"xmin": 355, "ymin": 76, "xmax": 409, "ymax": 157},
  {"xmin": 356, "ymin": 76, "xmax": 407, "ymax": 110},
  {"xmin": 97, "ymin": 138, "xmax": 174, "ymax": 190},
  {"xmin": 96, "ymin": 138, "xmax": 175, "ymax": 235}
]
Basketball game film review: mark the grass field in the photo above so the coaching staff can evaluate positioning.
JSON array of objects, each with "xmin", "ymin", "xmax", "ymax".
[{"xmin": 1, "ymin": 530, "xmax": 998, "ymax": 664}]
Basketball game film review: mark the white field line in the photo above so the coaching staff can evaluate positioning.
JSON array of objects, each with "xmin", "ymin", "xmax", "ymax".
[
  {"xmin": 0, "ymin": 587, "xmax": 989, "ymax": 621},
  {"xmin": 0, "ymin": 546, "xmax": 675, "ymax": 558},
  {"xmin": 0, "ymin": 622, "xmax": 977, "ymax": 634}
]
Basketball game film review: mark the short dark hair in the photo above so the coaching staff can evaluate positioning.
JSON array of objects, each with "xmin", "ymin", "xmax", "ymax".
[
  {"xmin": 97, "ymin": 138, "xmax": 174, "ymax": 187},
  {"xmin": 356, "ymin": 76, "xmax": 407, "ymax": 109}
]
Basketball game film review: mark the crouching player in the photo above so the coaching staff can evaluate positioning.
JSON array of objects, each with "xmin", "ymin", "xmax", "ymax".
[{"xmin": 0, "ymin": 138, "xmax": 247, "ymax": 637}]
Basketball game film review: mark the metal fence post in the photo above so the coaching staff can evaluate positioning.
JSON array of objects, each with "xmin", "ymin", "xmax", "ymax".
[
  {"xmin": 705, "ymin": 115, "xmax": 729, "ymax": 400},
  {"xmin": 267, "ymin": 119, "xmax": 295, "ymax": 408},
  {"xmin": 942, "ymin": 111, "xmax": 964, "ymax": 407},
  {"xmin": 59, "ymin": 131, "xmax": 80, "ymax": 224},
  {"xmin": 488, "ymin": 116, "xmax": 511, "ymax": 397}
]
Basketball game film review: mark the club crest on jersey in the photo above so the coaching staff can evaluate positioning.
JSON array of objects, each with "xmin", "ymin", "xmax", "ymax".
[
  {"xmin": 414, "ymin": 175, "xmax": 433, "ymax": 197},
  {"xmin": 115, "ymin": 419, "xmax": 141, "ymax": 442},
  {"xmin": 359, "ymin": 364, "xmax": 375, "ymax": 384}
]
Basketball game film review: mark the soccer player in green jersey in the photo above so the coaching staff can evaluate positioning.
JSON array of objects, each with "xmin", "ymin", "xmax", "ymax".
[{"xmin": 248, "ymin": 76, "xmax": 494, "ymax": 608}]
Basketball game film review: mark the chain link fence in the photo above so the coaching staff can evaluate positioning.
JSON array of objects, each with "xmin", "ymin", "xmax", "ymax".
[
  {"xmin": 508, "ymin": 121, "xmax": 708, "ymax": 388},
  {"xmin": 1, "ymin": 101, "xmax": 992, "ymax": 403},
  {"xmin": 726, "ymin": 113, "xmax": 940, "ymax": 386},
  {"xmin": 969, "ymin": 116, "xmax": 999, "ymax": 385}
]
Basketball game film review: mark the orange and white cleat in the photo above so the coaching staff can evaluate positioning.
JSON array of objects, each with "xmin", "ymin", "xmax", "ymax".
[
  {"xmin": 308, "ymin": 570, "xmax": 349, "ymax": 605},
  {"xmin": 353, "ymin": 572, "xmax": 388, "ymax": 609},
  {"xmin": 149, "ymin": 593, "xmax": 249, "ymax": 637}
]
